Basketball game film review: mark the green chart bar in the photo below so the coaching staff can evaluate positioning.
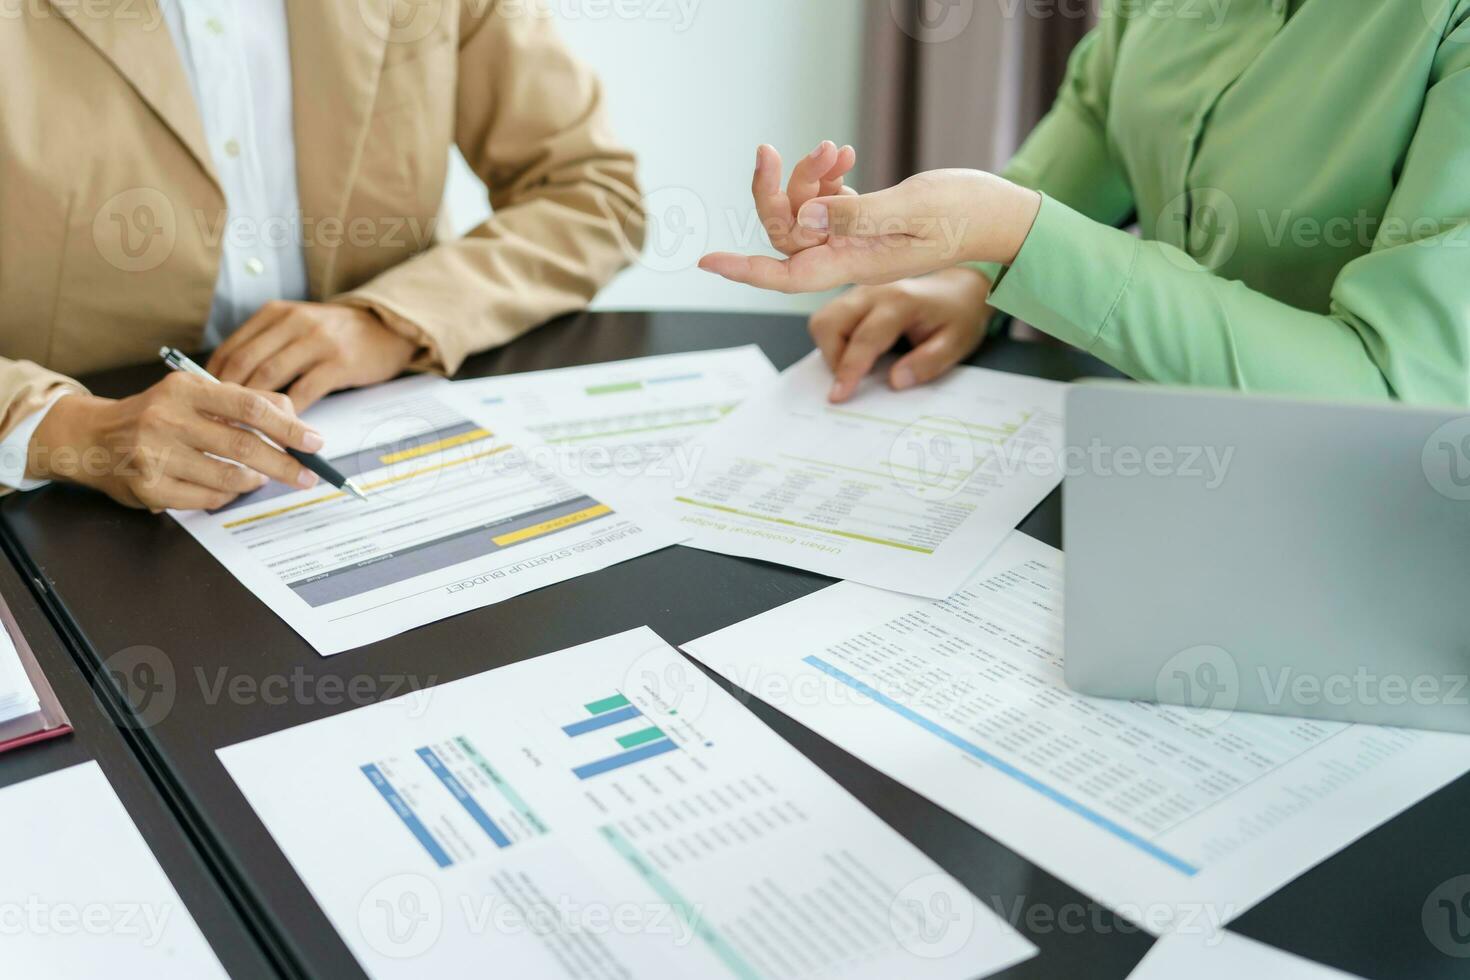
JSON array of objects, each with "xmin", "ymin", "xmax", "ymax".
[
  {"xmin": 584, "ymin": 693, "xmax": 631, "ymax": 716},
  {"xmin": 585, "ymin": 381, "xmax": 643, "ymax": 396},
  {"xmin": 616, "ymin": 726, "xmax": 666, "ymax": 750}
]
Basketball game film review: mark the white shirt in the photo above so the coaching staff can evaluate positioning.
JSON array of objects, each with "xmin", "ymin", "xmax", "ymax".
[{"xmin": 0, "ymin": 0, "xmax": 309, "ymax": 489}]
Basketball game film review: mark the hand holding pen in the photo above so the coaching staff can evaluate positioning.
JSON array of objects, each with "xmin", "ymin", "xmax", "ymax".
[
  {"xmin": 160, "ymin": 348, "xmax": 368, "ymax": 501},
  {"xmin": 25, "ymin": 352, "xmax": 351, "ymax": 512}
]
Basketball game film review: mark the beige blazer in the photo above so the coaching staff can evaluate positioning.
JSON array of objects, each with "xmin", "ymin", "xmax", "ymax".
[{"xmin": 0, "ymin": 0, "xmax": 645, "ymax": 439}]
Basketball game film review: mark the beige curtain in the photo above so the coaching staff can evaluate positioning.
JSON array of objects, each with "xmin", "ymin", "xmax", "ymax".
[{"xmin": 861, "ymin": 0, "xmax": 1096, "ymax": 190}]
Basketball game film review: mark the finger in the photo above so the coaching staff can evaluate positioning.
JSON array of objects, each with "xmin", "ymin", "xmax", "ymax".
[
  {"xmin": 214, "ymin": 314, "xmax": 309, "ymax": 385},
  {"xmin": 261, "ymin": 390, "xmax": 296, "ymax": 417},
  {"xmin": 187, "ymin": 416, "xmax": 319, "ymax": 489},
  {"xmin": 891, "ymin": 323, "xmax": 982, "ymax": 391},
  {"xmin": 797, "ymin": 184, "xmax": 922, "ymax": 242},
  {"xmin": 817, "ymin": 176, "xmax": 848, "ymax": 200},
  {"xmin": 817, "ymin": 145, "xmax": 857, "ymax": 199},
  {"xmin": 137, "ymin": 476, "xmax": 239, "ymax": 514},
  {"xmin": 165, "ymin": 445, "xmax": 271, "ymax": 496},
  {"xmin": 787, "ymin": 141, "xmax": 840, "ymax": 212},
  {"xmin": 206, "ymin": 301, "xmax": 295, "ymax": 375},
  {"xmin": 831, "ymin": 307, "xmax": 910, "ymax": 402},
  {"xmin": 243, "ymin": 333, "xmax": 332, "ymax": 393},
  {"xmin": 824, "ymin": 145, "xmax": 857, "ymax": 181},
  {"xmin": 786, "ymin": 142, "xmax": 842, "ymax": 250},
  {"xmin": 285, "ymin": 364, "xmax": 342, "ymax": 414},
  {"xmin": 752, "ymin": 144, "xmax": 797, "ymax": 254},
  {"xmin": 701, "ymin": 245, "xmax": 871, "ymax": 294},
  {"xmin": 808, "ymin": 289, "xmax": 874, "ymax": 372},
  {"xmin": 703, "ymin": 238, "xmax": 918, "ymax": 294},
  {"xmin": 699, "ymin": 253, "xmax": 807, "ymax": 293},
  {"xmin": 190, "ymin": 382, "xmax": 324, "ymax": 454}
]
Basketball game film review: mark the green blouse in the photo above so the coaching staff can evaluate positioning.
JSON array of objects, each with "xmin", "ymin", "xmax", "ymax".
[{"xmin": 979, "ymin": 0, "xmax": 1470, "ymax": 405}]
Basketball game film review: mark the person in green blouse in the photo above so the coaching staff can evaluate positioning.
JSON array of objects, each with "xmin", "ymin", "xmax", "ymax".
[{"xmin": 701, "ymin": 0, "xmax": 1470, "ymax": 407}]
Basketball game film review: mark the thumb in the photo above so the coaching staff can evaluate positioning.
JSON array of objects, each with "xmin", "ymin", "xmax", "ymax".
[{"xmin": 796, "ymin": 184, "xmax": 916, "ymax": 240}]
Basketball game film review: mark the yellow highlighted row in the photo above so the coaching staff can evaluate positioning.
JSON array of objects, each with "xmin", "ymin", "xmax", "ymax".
[
  {"xmin": 492, "ymin": 504, "xmax": 613, "ymax": 546},
  {"xmin": 223, "ymin": 489, "xmax": 349, "ymax": 528},
  {"xmin": 378, "ymin": 427, "xmax": 493, "ymax": 464},
  {"xmin": 360, "ymin": 444, "xmax": 510, "ymax": 493},
  {"xmin": 674, "ymin": 497, "xmax": 934, "ymax": 554},
  {"xmin": 223, "ymin": 443, "xmax": 513, "ymax": 529}
]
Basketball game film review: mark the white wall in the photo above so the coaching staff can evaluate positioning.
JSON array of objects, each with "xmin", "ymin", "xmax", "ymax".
[{"xmin": 443, "ymin": 0, "xmax": 868, "ymax": 314}]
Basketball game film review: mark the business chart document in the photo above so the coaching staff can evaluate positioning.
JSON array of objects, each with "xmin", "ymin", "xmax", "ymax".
[
  {"xmin": 685, "ymin": 533, "xmax": 1470, "ymax": 933},
  {"xmin": 219, "ymin": 627, "xmax": 1035, "ymax": 980},
  {"xmin": 449, "ymin": 347, "xmax": 777, "ymax": 491},
  {"xmin": 0, "ymin": 762, "xmax": 227, "ymax": 978},
  {"xmin": 173, "ymin": 376, "xmax": 683, "ymax": 655},
  {"xmin": 1128, "ymin": 931, "xmax": 1363, "ymax": 979},
  {"xmin": 622, "ymin": 351, "xmax": 1066, "ymax": 597}
]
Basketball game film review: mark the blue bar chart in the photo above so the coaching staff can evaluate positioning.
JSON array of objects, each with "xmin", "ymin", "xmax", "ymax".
[{"xmin": 561, "ymin": 692, "xmax": 682, "ymax": 780}]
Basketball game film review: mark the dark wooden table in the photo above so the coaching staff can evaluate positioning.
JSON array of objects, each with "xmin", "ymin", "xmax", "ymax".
[
  {"xmin": 0, "ymin": 515, "xmax": 276, "ymax": 977},
  {"xmin": 3, "ymin": 310, "xmax": 1466, "ymax": 980}
]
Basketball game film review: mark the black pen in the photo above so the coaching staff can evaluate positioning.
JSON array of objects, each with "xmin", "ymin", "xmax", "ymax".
[{"xmin": 158, "ymin": 347, "xmax": 369, "ymax": 501}]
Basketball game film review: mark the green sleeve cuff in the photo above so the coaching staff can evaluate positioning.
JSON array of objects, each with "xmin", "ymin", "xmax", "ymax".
[
  {"xmin": 962, "ymin": 261, "xmax": 1008, "ymax": 336},
  {"xmin": 968, "ymin": 260, "xmax": 1005, "ymax": 285},
  {"xmin": 986, "ymin": 193, "xmax": 1140, "ymax": 352}
]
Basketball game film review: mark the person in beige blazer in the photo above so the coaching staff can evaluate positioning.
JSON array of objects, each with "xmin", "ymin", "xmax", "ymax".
[{"xmin": 2, "ymin": 0, "xmax": 644, "ymax": 510}]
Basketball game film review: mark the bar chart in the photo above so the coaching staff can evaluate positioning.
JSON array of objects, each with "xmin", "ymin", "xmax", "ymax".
[{"xmin": 561, "ymin": 693, "xmax": 682, "ymax": 780}]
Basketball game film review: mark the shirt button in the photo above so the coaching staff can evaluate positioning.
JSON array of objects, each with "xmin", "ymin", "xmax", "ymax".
[
  {"xmin": 223, "ymin": 139, "xmax": 241, "ymax": 159},
  {"xmin": 206, "ymin": 17, "xmax": 225, "ymax": 35},
  {"xmin": 244, "ymin": 258, "xmax": 265, "ymax": 277}
]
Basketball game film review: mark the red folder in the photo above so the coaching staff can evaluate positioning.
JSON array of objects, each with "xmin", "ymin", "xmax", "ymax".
[{"xmin": 0, "ymin": 589, "xmax": 70, "ymax": 754}]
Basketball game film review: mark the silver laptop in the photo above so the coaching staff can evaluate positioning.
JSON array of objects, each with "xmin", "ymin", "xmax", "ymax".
[{"xmin": 1063, "ymin": 382, "xmax": 1470, "ymax": 733}]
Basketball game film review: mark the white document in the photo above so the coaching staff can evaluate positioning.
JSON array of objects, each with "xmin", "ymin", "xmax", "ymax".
[
  {"xmin": 0, "ymin": 762, "xmax": 227, "ymax": 979},
  {"xmin": 448, "ymin": 346, "xmax": 778, "ymax": 492},
  {"xmin": 218, "ymin": 627, "xmax": 1036, "ymax": 980},
  {"xmin": 622, "ymin": 351, "xmax": 1067, "ymax": 598},
  {"xmin": 0, "ymin": 621, "xmax": 38, "ymax": 725},
  {"xmin": 1128, "ymin": 931, "xmax": 1364, "ymax": 979},
  {"xmin": 173, "ymin": 376, "xmax": 684, "ymax": 655},
  {"xmin": 684, "ymin": 532, "xmax": 1470, "ymax": 934}
]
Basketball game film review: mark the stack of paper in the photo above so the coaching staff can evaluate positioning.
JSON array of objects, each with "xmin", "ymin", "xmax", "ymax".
[
  {"xmin": 219, "ymin": 627, "xmax": 1037, "ymax": 979},
  {"xmin": 168, "ymin": 346, "xmax": 1449, "ymax": 974},
  {"xmin": 685, "ymin": 531, "xmax": 1470, "ymax": 933},
  {"xmin": 172, "ymin": 375, "xmax": 686, "ymax": 655},
  {"xmin": 619, "ymin": 351, "xmax": 1068, "ymax": 597},
  {"xmin": 174, "ymin": 347, "xmax": 1069, "ymax": 654},
  {"xmin": 447, "ymin": 346, "xmax": 778, "ymax": 491}
]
